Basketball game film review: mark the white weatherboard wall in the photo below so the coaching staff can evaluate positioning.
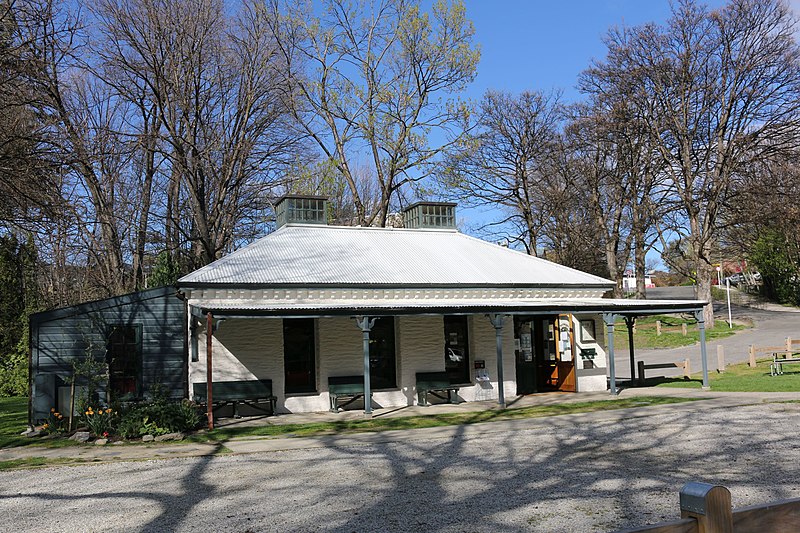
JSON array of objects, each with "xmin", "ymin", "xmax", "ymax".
[
  {"xmin": 573, "ymin": 315, "xmax": 607, "ymax": 392},
  {"xmin": 189, "ymin": 318, "xmax": 283, "ymax": 398},
  {"xmin": 189, "ymin": 314, "xmax": 522, "ymax": 413},
  {"xmin": 464, "ymin": 315, "xmax": 516, "ymax": 402}
]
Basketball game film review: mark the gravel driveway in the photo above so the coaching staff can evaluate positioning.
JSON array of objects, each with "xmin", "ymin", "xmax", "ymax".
[{"xmin": 2, "ymin": 399, "xmax": 800, "ymax": 532}]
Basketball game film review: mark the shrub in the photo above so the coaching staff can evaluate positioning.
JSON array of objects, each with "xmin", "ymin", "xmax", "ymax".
[{"xmin": 117, "ymin": 399, "xmax": 202, "ymax": 439}]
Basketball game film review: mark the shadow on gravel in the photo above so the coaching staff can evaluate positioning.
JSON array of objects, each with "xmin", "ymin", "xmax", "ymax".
[
  {"xmin": 250, "ymin": 404, "xmax": 800, "ymax": 532},
  {"xmin": 0, "ymin": 442, "xmax": 229, "ymax": 531}
]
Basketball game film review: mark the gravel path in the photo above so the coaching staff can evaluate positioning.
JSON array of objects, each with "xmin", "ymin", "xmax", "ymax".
[{"xmin": 2, "ymin": 400, "xmax": 800, "ymax": 532}]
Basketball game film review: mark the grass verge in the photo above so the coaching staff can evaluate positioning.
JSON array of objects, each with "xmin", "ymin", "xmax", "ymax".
[
  {"xmin": 652, "ymin": 358, "xmax": 800, "ymax": 392},
  {"xmin": 613, "ymin": 314, "xmax": 746, "ymax": 349},
  {"xmin": 0, "ymin": 396, "xmax": 79, "ymax": 449},
  {"xmin": 188, "ymin": 396, "xmax": 699, "ymax": 443}
]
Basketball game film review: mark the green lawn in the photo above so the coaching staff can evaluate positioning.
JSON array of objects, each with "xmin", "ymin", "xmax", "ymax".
[
  {"xmin": 189, "ymin": 396, "xmax": 698, "ymax": 443},
  {"xmin": 613, "ymin": 314, "xmax": 746, "ymax": 349},
  {"xmin": 0, "ymin": 396, "xmax": 78, "ymax": 449},
  {"xmin": 652, "ymin": 358, "xmax": 800, "ymax": 392},
  {"xmin": 1, "ymin": 394, "xmax": 701, "ymax": 449}
]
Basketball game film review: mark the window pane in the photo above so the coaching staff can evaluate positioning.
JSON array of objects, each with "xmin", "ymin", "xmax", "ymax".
[
  {"xmin": 444, "ymin": 316, "xmax": 470, "ymax": 384},
  {"xmin": 106, "ymin": 325, "xmax": 140, "ymax": 398},
  {"xmin": 369, "ymin": 317, "xmax": 396, "ymax": 389},
  {"xmin": 284, "ymin": 318, "xmax": 316, "ymax": 394}
]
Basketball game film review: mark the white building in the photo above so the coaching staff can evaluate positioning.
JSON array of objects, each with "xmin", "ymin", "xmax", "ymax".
[{"xmin": 179, "ymin": 196, "xmax": 709, "ymax": 424}]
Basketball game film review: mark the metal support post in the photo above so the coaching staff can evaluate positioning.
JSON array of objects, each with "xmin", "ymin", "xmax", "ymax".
[
  {"xmin": 603, "ymin": 313, "xmax": 618, "ymax": 395},
  {"xmin": 354, "ymin": 316, "xmax": 377, "ymax": 416},
  {"xmin": 487, "ymin": 314, "xmax": 507, "ymax": 408},
  {"xmin": 624, "ymin": 316, "xmax": 636, "ymax": 383},
  {"xmin": 206, "ymin": 311, "xmax": 214, "ymax": 430},
  {"xmin": 694, "ymin": 310, "xmax": 710, "ymax": 389}
]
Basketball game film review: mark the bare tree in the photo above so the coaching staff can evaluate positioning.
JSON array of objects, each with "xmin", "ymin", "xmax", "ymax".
[
  {"xmin": 95, "ymin": 0, "xmax": 300, "ymax": 267},
  {"xmin": 442, "ymin": 90, "xmax": 563, "ymax": 255},
  {"xmin": 596, "ymin": 0, "xmax": 800, "ymax": 324},
  {"xmin": 268, "ymin": 0, "xmax": 479, "ymax": 227}
]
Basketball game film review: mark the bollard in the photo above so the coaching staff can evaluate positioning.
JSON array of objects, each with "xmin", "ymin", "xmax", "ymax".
[
  {"xmin": 637, "ymin": 360, "xmax": 645, "ymax": 386},
  {"xmin": 717, "ymin": 345, "xmax": 725, "ymax": 373},
  {"xmin": 656, "ymin": 320, "xmax": 662, "ymax": 336},
  {"xmin": 683, "ymin": 358, "xmax": 691, "ymax": 379},
  {"xmin": 682, "ymin": 323, "xmax": 688, "ymax": 336},
  {"xmin": 749, "ymin": 345, "xmax": 756, "ymax": 368},
  {"xmin": 679, "ymin": 481, "xmax": 733, "ymax": 532}
]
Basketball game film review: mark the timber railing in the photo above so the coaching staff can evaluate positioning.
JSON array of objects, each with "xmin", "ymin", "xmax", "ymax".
[
  {"xmin": 748, "ymin": 336, "xmax": 800, "ymax": 367},
  {"xmin": 620, "ymin": 481, "xmax": 800, "ymax": 532}
]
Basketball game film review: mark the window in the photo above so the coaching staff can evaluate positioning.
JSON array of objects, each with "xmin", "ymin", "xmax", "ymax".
[
  {"xmin": 106, "ymin": 325, "xmax": 141, "ymax": 398},
  {"xmin": 283, "ymin": 318, "xmax": 316, "ymax": 394},
  {"xmin": 369, "ymin": 317, "xmax": 396, "ymax": 389},
  {"xmin": 444, "ymin": 316, "xmax": 470, "ymax": 384},
  {"xmin": 579, "ymin": 319, "xmax": 596, "ymax": 343}
]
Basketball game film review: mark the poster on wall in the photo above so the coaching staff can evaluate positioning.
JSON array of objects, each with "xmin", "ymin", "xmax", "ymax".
[{"xmin": 559, "ymin": 316, "xmax": 573, "ymax": 362}]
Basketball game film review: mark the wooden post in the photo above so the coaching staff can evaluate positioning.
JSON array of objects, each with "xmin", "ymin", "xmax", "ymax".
[
  {"xmin": 788, "ymin": 337, "xmax": 793, "ymax": 356},
  {"xmin": 680, "ymin": 482, "xmax": 733, "ymax": 532},
  {"xmin": 682, "ymin": 323, "xmax": 688, "ymax": 336},
  {"xmin": 717, "ymin": 345, "xmax": 725, "ymax": 373},
  {"xmin": 683, "ymin": 358, "xmax": 691, "ymax": 379},
  {"xmin": 656, "ymin": 320, "xmax": 662, "ymax": 336},
  {"xmin": 637, "ymin": 360, "xmax": 645, "ymax": 385},
  {"xmin": 749, "ymin": 345, "xmax": 757, "ymax": 368},
  {"xmin": 68, "ymin": 380, "xmax": 76, "ymax": 431}
]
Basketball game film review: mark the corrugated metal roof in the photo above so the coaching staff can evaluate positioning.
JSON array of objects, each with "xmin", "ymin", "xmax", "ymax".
[{"xmin": 179, "ymin": 225, "xmax": 615, "ymax": 287}]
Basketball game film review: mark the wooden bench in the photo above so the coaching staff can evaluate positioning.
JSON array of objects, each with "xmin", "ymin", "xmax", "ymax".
[
  {"xmin": 328, "ymin": 375, "xmax": 371, "ymax": 412},
  {"xmin": 193, "ymin": 379, "xmax": 276, "ymax": 418},
  {"xmin": 770, "ymin": 352, "xmax": 800, "ymax": 376},
  {"xmin": 416, "ymin": 371, "xmax": 460, "ymax": 407}
]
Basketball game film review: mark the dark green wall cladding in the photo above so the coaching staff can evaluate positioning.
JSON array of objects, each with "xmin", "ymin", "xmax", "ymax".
[{"xmin": 30, "ymin": 287, "xmax": 187, "ymax": 421}]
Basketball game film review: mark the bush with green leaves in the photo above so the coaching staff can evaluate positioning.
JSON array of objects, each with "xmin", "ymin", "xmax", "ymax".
[
  {"xmin": 751, "ymin": 230, "xmax": 800, "ymax": 306},
  {"xmin": 117, "ymin": 399, "xmax": 202, "ymax": 439}
]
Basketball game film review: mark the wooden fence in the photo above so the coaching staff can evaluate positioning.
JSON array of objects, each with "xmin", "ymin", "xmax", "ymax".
[
  {"xmin": 748, "ymin": 337, "xmax": 800, "ymax": 367},
  {"xmin": 621, "ymin": 481, "xmax": 800, "ymax": 532}
]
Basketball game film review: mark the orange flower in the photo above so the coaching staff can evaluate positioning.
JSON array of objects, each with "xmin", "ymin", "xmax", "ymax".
[{"xmin": 50, "ymin": 408, "xmax": 55, "ymax": 413}]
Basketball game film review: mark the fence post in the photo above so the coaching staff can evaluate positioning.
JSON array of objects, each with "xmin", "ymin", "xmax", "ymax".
[
  {"xmin": 683, "ymin": 358, "xmax": 691, "ymax": 379},
  {"xmin": 788, "ymin": 336, "xmax": 793, "ymax": 354},
  {"xmin": 682, "ymin": 323, "xmax": 688, "ymax": 336},
  {"xmin": 656, "ymin": 320, "xmax": 662, "ymax": 336},
  {"xmin": 679, "ymin": 482, "xmax": 733, "ymax": 532},
  {"xmin": 749, "ymin": 345, "xmax": 756, "ymax": 368},
  {"xmin": 637, "ymin": 360, "xmax": 645, "ymax": 386},
  {"xmin": 717, "ymin": 345, "xmax": 725, "ymax": 373}
]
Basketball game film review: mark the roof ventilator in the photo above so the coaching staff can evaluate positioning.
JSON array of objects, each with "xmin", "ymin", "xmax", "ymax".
[
  {"xmin": 275, "ymin": 195, "xmax": 329, "ymax": 228},
  {"xmin": 402, "ymin": 202, "xmax": 457, "ymax": 229}
]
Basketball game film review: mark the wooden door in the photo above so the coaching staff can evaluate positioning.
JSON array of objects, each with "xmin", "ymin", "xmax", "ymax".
[{"xmin": 555, "ymin": 314, "xmax": 576, "ymax": 392}]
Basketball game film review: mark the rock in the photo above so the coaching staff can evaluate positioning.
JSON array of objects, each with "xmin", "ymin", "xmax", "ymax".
[
  {"xmin": 23, "ymin": 429, "xmax": 43, "ymax": 438},
  {"xmin": 142, "ymin": 434, "xmax": 155, "ymax": 442},
  {"xmin": 112, "ymin": 441, "xmax": 124, "ymax": 446},
  {"xmin": 154, "ymin": 432, "xmax": 184, "ymax": 442},
  {"xmin": 70, "ymin": 431, "xmax": 91, "ymax": 443},
  {"xmin": 94, "ymin": 438, "xmax": 108, "ymax": 446}
]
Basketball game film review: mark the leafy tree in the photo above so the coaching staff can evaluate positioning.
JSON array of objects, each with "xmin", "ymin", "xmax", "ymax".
[
  {"xmin": 146, "ymin": 251, "xmax": 182, "ymax": 289},
  {"xmin": 0, "ymin": 233, "xmax": 39, "ymax": 396},
  {"xmin": 750, "ymin": 230, "xmax": 800, "ymax": 306},
  {"xmin": 269, "ymin": 0, "xmax": 479, "ymax": 226},
  {"xmin": 593, "ymin": 0, "xmax": 800, "ymax": 324}
]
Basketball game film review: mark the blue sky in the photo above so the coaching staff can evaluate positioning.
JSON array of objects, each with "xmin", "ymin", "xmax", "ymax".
[
  {"xmin": 453, "ymin": 0, "xmax": 767, "ymax": 268},
  {"xmin": 463, "ymin": 1, "xmax": 680, "ymax": 103}
]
